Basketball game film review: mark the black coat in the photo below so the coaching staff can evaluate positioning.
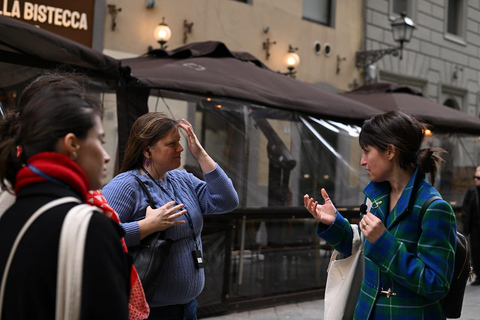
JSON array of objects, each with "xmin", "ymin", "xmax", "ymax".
[
  {"xmin": 461, "ymin": 185, "xmax": 480, "ymax": 236},
  {"xmin": 0, "ymin": 182, "xmax": 130, "ymax": 319}
]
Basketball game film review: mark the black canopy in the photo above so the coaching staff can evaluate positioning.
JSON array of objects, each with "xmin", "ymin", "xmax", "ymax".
[
  {"xmin": 0, "ymin": 15, "xmax": 120, "ymax": 87},
  {"xmin": 342, "ymin": 83, "xmax": 480, "ymax": 135},
  {"xmin": 120, "ymin": 41, "xmax": 380, "ymax": 123}
]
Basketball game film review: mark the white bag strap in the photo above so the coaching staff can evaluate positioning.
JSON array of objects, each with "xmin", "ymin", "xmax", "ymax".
[
  {"xmin": 326, "ymin": 199, "xmax": 371, "ymax": 273},
  {"xmin": 56, "ymin": 204, "xmax": 98, "ymax": 320},
  {"xmin": 327, "ymin": 225, "xmax": 364, "ymax": 272},
  {"xmin": 0, "ymin": 197, "xmax": 80, "ymax": 319}
]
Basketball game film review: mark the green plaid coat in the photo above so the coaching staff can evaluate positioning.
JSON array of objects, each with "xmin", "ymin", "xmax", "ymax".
[{"xmin": 318, "ymin": 169, "xmax": 456, "ymax": 319}]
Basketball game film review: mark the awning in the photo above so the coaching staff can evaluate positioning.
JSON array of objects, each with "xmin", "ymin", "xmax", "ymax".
[
  {"xmin": 120, "ymin": 41, "xmax": 380, "ymax": 125},
  {"xmin": 342, "ymin": 83, "xmax": 480, "ymax": 135},
  {"xmin": 0, "ymin": 15, "xmax": 120, "ymax": 86}
]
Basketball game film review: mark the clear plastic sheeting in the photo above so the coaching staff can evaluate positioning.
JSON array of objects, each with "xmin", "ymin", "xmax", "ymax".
[
  {"xmin": 151, "ymin": 91, "xmax": 478, "ymax": 210},
  {"xmin": 160, "ymin": 92, "xmax": 373, "ymax": 209}
]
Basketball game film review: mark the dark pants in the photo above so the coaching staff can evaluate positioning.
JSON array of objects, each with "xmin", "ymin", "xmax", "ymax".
[
  {"xmin": 147, "ymin": 299, "xmax": 197, "ymax": 320},
  {"xmin": 470, "ymin": 231, "xmax": 480, "ymax": 279}
]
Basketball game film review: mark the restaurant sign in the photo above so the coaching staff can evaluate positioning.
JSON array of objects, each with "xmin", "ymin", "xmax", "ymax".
[{"xmin": 0, "ymin": 0, "xmax": 95, "ymax": 47}]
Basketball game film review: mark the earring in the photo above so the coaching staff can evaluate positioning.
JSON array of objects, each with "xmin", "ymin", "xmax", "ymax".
[
  {"xmin": 145, "ymin": 158, "xmax": 152, "ymax": 167},
  {"xmin": 70, "ymin": 151, "xmax": 78, "ymax": 161}
]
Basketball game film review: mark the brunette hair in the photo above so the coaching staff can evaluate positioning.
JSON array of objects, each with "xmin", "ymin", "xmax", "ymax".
[
  {"xmin": 120, "ymin": 112, "xmax": 178, "ymax": 173},
  {"xmin": 359, "ymin": 111, "xmax": 445, "ymax": 185},
  {"xmin": 0, "ymin": 90, "xmax": 103, "ymax": 189},
  {"xmin": 0, "ymin": 71, "xmax": 89, "ymax": 142}
]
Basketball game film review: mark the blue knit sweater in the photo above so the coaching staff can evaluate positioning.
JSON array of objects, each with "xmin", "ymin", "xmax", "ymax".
[{"xmin": 102, "ymin": 165, "xmax": 239, "ymax": 307}]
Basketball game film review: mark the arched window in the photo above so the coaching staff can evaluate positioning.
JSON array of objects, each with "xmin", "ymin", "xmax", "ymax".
[{"xmin": 443, "ymin": 98, "xmax": 460, "ymax": 110}]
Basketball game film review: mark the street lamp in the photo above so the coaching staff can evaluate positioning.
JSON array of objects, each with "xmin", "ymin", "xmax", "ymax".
[
  {"xmin": 153, "ymin": 17, "xmax": 171, "ymax": 50},
  {"xmin": 355, "ymin": 12, "xmax": 415, "ymax": 69},
  {"xmin": 282, "ymin": 45, "xmax": 300, "ymax": 78}
]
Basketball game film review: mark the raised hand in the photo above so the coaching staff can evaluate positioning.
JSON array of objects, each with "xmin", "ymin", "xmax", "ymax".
[
  {"xmin": 178, "ymin": 118, "xmax": 216, "ymax": 173},
  {"xmin": 304, "ymin": 188, "xmax": 337, "ymax": 225},
  {"xmin": 178, "ymin": 119, "xmax": 206, "ymax": 160}
]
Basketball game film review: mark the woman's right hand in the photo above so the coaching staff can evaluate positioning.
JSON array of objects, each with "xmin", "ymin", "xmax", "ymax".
[
  {"xmin": 304, "ymin": 188, "xmax": 337, "ymax": 225},
  {"xmin": 138, "ymin": 200, "xmax": 187, "ymax": 239}
]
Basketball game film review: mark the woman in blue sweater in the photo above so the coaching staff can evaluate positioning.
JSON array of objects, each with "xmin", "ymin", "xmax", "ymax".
[{"xmin": 103, "ymin": 112, "xmax": 239, "ymax": 320}]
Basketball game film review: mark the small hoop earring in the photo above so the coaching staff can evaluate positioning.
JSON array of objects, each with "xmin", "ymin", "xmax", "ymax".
[
  {"xmin": 70, "ymin": 151, "xmax": 78, "ymax": 161},
  {"xmin": 145, "ymin": 158, "xmax": 152, "ymax": 167}
]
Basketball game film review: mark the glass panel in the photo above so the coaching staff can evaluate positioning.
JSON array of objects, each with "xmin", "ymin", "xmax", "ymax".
[
  {"xmin": 102, "ymin": 92, "xmax": 119, "ymax": 181},
  {"xmin": 392, "ymin": 0, "xmax": 407, "ymax": 15},
  {"xmin": 447, "ymin": 0, "xmax": 460, "ymax": 35},
  {"xmin": 423, "ymin": 132, "xmax": 479, "ymax": 207},
  {"xmin": 302, "ymin": 0, "xmax": 332, "ymax": 26},
  {"xmin": 149, "ymin": 91, "xmax": 480, "ymax": 210},
  {"xmin": 228, "ymin": 218, "xmax": 330, "ymax": 299}
]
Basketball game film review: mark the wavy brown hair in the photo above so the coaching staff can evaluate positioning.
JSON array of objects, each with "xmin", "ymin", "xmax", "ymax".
[{"xmin": 119, "ymin": 112, "xmax": 178, "ymax": 173}]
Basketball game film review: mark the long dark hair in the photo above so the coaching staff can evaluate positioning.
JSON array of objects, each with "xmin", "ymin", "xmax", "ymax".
[
  {"xmin": 120, "ymin": 112, "xmax": 178, "ymax": 173},
  {"xmin": 0, "ymin": 71, "xmax": 88, "ymax": 142},
  {"xmin": 0, "ymin": 90, "xmax": 102, "ymax": 190},
  {"xmin": 359, "ymin": 111, "xmax": 445, "ymax": 185}
]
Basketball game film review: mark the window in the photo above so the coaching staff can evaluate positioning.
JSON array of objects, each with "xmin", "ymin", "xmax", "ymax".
[
  {"xmin": 392, "ymin": 0, "xmax": 407, "ymax": 15},
  {"xmin": 302, "ymin": 0, "xmax": 335, "ymax": 28},
  {"xmin": 446, "ymin": 0, "xmax": 464, "ymax": 36},
  {"xmin": 232, "ymin": 0, "xmax": 252, "ymax": 3},
  {"xmin": 444, "ymin": 0, "xmax": 467, "ymax": 42},
  {"xmin": 389, "ymin": 0, "xmax": 415, "ymax": 20}
]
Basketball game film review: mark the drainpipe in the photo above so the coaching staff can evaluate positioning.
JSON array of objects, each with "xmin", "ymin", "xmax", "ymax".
[{"xmin": 362, "ymin": 0, "xmax": 367, "ymax": 84}]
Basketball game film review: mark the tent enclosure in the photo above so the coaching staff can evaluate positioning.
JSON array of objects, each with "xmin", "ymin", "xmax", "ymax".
[{"xmin": 342, "ymin": 83, "xmax": 480, "ymax": 135}]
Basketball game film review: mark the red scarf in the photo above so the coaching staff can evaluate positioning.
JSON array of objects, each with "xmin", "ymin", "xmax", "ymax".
[
  {"xmin": 87, "ymin": 190, "xmax": 149, "ymax": 320},
  {"xmin": 15, "ymin": 152, "xmax": 89, "ymax": 200}
]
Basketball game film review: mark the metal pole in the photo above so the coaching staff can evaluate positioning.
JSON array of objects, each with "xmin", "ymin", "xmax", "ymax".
[{"xmin": 238, "ymin": 215, "xmax": 246, "ymax": 285}]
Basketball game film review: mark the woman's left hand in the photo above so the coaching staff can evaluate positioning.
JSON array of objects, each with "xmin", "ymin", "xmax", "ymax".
[{"xmin": 360, "ymin": 212, "xmax": 386, "ymax": 243}]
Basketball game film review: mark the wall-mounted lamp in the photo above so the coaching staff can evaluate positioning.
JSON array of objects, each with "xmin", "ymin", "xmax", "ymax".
[
  {"xmin": 183, "ymin": 20, "xmax": 194, "ymax": 44},
  {"xmin": 453, "ymin": 65, "xmax": 464, "ymax": 81},
  {"xmin": 282, "ymin": 45, "xmax": 300, "ymax": 78},
  {"xmin": 355, "ymin": 12, "xmax": 415, "ymax": 70},
  {"xmin": 262, "ymin": 38, "xmax": 276, "ymax": 60},
  {"xmin": 107, "ymin": 4, "xmax": 122, "ymax": 31},
  {"xmin": 336, "ymin": 55, "xmax": 346, "ymax": 74},
  {"xmin": 153, "ymin": 17, "xmax": 172, "ymax": 50}
]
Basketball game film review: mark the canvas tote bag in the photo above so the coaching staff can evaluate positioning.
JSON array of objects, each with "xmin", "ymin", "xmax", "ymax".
[{"xmin": 323, "ymin": 224, "xmax": 365, "ymax": 320}]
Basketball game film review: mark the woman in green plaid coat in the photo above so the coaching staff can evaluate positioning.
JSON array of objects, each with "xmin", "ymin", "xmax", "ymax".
[{"xmin": 305, "ymin": 111, "xmax": 456, "ymax": 319}]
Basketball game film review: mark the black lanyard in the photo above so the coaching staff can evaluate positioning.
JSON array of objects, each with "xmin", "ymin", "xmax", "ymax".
[{"xmin": 140, "ymin": 166, "xmax": 199, "ymax": 250}]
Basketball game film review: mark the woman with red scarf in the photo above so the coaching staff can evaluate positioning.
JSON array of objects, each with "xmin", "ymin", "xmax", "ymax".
[
  {"xmin": 0, "ymin": 90, "xmax": 130, "ymax": 319},
  {"xmin": 0, "ymin": 72, "xmax": 149, "ymax": 319}
]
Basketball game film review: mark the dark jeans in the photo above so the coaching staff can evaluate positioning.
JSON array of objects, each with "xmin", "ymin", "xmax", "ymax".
[{"xmin": 147, "ymin": 299, "xmax": 197, "ymax": 320}]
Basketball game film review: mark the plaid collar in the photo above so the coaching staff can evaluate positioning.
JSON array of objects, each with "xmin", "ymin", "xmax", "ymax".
[{"xmin": 363, "ymin": 168, "xmax": 425, "ymax": 228}]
